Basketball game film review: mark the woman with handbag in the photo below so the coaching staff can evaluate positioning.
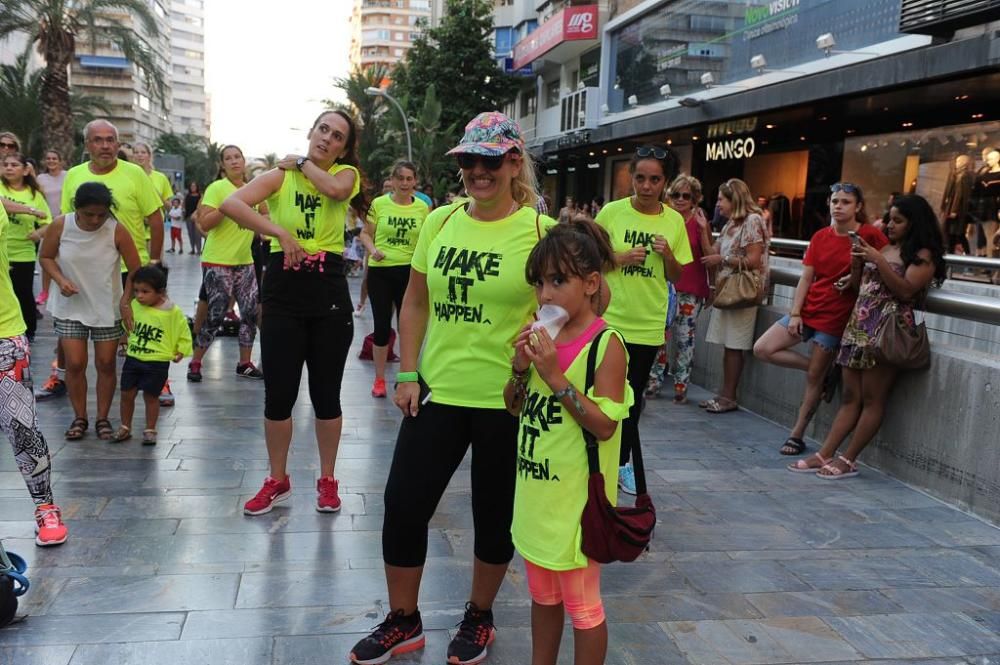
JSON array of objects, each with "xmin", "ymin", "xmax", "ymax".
[
  {"xmin": 505, "ymin": 219, "xmax": 631, "ymax": 665},
  {"xmin": 595, "ymin": 146, "xmax": 693, "ymax": 495},
  {"xmin": 700, "ymin": 179, "xmax": 769, "ymax": 413},
  {"xmin": 790, "ymin": 194, "xmax": 945, "ymax": 478},
  {"xmin": 754, "ymin": 183, "xmax": 887, "ymax": 455}
]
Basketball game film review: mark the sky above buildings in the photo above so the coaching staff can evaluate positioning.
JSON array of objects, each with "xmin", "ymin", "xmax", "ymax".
[{"xmin": 204, "ymin": 1, "xmax": 353, "ymax": 159}]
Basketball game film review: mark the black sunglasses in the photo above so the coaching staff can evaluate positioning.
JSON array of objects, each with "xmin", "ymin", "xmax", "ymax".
[
  {"xmin": 636, "ymin": 146, "xmax": 668, "ymax": 159},
  {"xmin": 0, "ymin": 142, "xmax": 17, "ymax": 149},
  {"xmin": 831, "ymin": 182, "xmax": 860, "ymax": 195},
  {"xmin": 456, "ymin": 153, "xmax": 506, "ymax": 171},
  {"xmin": 669, "ymin": 191, "xmax": 693, "ymax": 201}
]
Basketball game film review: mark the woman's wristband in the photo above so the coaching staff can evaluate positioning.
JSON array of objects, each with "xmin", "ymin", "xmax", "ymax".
[{"xmin": 396, "ymin": 371, "xmax": 419, "ymax": 384}]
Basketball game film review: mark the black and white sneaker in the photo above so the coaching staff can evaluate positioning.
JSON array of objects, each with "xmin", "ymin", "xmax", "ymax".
[
  {"xmin": 349, "ymin": 609, "xmax": 425, "ymax": 664},
  {"xmin": 447, "ymin": 602, "xmax": 495, "ymax": 665},
  {"xmin": 235, "ymin": 362, "xmax": 263, "ymax": 379}
]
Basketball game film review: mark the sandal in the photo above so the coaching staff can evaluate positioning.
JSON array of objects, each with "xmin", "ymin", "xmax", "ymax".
[
  {"xmin": 787, "ymin": 452, "xmax": 831, "ymax": 473},
  {"xmin": 142, "ymin": 429, "xmax": 157, "ymax": 446},
  {"xmin": 705, "ymin": 398, "xmax": 738, "ymax": 414},
  {"xmin": 64, "ymin": 417, "xmax": 88, "ymax": 440},
  {"xmin": 698, "ymin": 395, "xmax": 720, "ymax": 409},
  {"xmin": 780, "ymin": 437, "xmax": 806, "ymax": 456},
  {"xmin": 817, "ymin": 454, "xmax": 859, "ymax": 480},
  {"xmin": 110, "ymin": 426, "xmax": 132, "ymax": 443},
  {"xmin": 95, "ymin": 418, "xmax": 114, "ymax": 441}
]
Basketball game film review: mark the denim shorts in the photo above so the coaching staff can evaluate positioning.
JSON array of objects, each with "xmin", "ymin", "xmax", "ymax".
[{"xmin": 778, "ymin": 314, "xmax": 840, "ymax": 352}]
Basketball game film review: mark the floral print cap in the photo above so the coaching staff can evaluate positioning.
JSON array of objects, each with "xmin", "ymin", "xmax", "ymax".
[{"xmin": 446, "ymin": 111, "xmax": 524, "ymax": 157}]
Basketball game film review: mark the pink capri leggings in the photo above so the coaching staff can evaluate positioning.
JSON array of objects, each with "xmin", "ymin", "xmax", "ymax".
[{"xmin": 524, "ymin": 558, "xmax": 605, "ymax": 630}]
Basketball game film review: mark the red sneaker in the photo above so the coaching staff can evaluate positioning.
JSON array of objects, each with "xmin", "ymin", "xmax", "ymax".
[
  {"xmin": 244, "ymin": 476, "xmax": 291, "ymax": 515},
  {"xmin": 35, "ymin": 503, "xmax": 68, "ymax": 546},
  {"xmin": 371, "ymin": 377, "xmax": 387, "ymax": 398},
  {"xmin": 316, "ymin": 476, "xmax": 341, "ymax": 513}
]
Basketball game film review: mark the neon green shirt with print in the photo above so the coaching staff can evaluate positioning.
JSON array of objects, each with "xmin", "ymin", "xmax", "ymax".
[
  {"xmin": 0, "ymin": 183, "xmax": 51, "ymax": 262},
  {"xmin": 200, "ymin": 178, "xmax": 254, "ymax": 265},
  {"xmin": 0, "ymin": 208, "xmax": 27, "ymax": 338},
  {"xmin": 411, "ymin": 203, "xmax": 555, "ymax": 408},
  {"xmin": 144, "ymin": 170, "xmax": 173, "ymax": 242},
  {"xmin": 367, "ymin": 193, "xmax": 429, "ymax": 267},
  {"xmin": 61, "ymin": 160, "xmax": 162, "ymax": 266},
  {"xmin": 126, "ymin": 300, "xmax": 193, "ymax": 363},
  {"xmin": 512, "ymin": 328, "xmax": 634, "ymax": 570},
  {"xmin": 266, "ymin": 164, "xmax": 359, "ymax": 255},
  {"xmin": 597, "ymin": 198, "xmax": 694, "ymax": 346}
]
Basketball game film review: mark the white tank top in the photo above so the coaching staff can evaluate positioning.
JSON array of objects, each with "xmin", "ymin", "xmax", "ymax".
[{"xmin": 48, "ymin": 213, "xmax": 123, "ymax": 327}]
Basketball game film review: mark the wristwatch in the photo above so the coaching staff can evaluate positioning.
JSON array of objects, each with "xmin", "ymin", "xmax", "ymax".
[{"xmin": 295, "ymin": 157, "xmax": 309, "ymax": 171}]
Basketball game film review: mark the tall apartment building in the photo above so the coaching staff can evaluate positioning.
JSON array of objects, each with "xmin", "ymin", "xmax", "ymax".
[
  {"xmin": 69, "ymin": 0, "xmax": 173, "ymax": 146},
  {"xmin": 169, "ymin": 0, "xmax": 210, "ymax": 139},
  {"xmin": 349, "ymin": 0, "xmax": 433, "ymax": 74}
]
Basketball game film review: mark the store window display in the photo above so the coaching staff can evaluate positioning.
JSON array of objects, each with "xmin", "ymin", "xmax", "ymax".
[
  {"xmin": 971, "ymin": 148, "xmax": 1000, "ymax": 259},
  {"xmin": 939, "ymin": 155, "xmax": 975, "ymax": 255}
]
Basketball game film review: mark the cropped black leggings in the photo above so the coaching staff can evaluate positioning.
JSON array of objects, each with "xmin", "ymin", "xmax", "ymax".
[
  {"xmin": 260, "ymin": 311, "xmax": 354, "ymax": 421},
  {"xmin": 9, "ymin": 262, "xmax": 36, "ymax": 339},
  {"xmin": 621, "ymin": 342, "xmax": 660, "ymax": 466},
  {"xmin": 382, "ymin": 403, "xmax": 517, "ymax": 567},
  {"xmin": 367, "ymin": 265, "xmax": 409, "ymax": 346}
]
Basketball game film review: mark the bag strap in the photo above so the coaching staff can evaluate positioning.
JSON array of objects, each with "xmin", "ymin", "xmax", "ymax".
[{"xmin": 582, "ymin": 329, "xmax": 648, "ymax": 495}]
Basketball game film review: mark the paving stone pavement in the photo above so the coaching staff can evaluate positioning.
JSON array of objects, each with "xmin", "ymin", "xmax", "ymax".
[{"xmin": 2, "ymin": 253, "xmax": 1000, "ymax": 664}]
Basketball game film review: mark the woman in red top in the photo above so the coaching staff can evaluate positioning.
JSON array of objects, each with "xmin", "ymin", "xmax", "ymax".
[{"xmin": 753, "ymin": 183, "xmax": 887, "ymax": 455}]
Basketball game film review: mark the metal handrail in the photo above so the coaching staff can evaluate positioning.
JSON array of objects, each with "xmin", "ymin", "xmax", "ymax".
[
  {"xmin": 769, "ymin": 263, "xmax": 1000, "ymax": 326},
  {"xmin": 766, "ymin": 236, "xmax": 1000, "ymax": 271}
]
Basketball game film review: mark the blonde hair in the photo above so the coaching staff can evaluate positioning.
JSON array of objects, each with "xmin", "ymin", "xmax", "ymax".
[
  {"xmin": 669, "ymin": 174, "xmax": 703, "ymax": 204},
  {"xmin": 510, "ymin": 150, "xmax": 540, "ymax": 208},
  {"xmin": 718, "ymin": 178, "xmax": 761, "ymax": 221},
  {"xmin": 0, "ymin": 132, "xmax": 20, "ymax": 149}
]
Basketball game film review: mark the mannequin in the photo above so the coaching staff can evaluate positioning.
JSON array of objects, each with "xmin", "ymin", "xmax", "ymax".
[
  {"xmin": 940, "ymin": 154, "xmax": 974, "ymax": 254},
  {"xmin": 972, "ymin": 148, "xmax": 1000, "ymax": 259}
]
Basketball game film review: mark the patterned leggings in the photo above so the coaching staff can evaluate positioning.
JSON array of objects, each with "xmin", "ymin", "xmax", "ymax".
[
  {"xmin": 647, "ymin": 293, "xmax": 705, "ymax": 395},
  {"xmin": 0, "ymin": 336, "xmax": 53, "ymax": 505},
  {"xmin": 196, "ymin": 264, "xmax": 259, "ymax": 349}
]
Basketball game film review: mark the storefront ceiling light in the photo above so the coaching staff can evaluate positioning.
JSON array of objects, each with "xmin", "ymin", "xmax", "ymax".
[
  {"xmin": 666, "ymin": 139, "xmax": 672, "ymax": 145},
  {"xmin": 602, "ymin": 149, "xmax": 608, "ymax": 154},
  {"xmin": 692, "ymin": 135, "xmax": 699, "ymax": 141},
  {"xmin": 972, "ymin": 113, "xmax": 985, "ymax": 119},
  {"xmin": 800, "ymin": 136, "xmax": 806, "ymax": 141},
  {"xmin": 765, "ymin": 124, "xmax": 776, "ymax": 129},
  {"xmin": 902, "ymin": 122, "xmax": 913, "ymax": 127},
  {"xmin": 954, "ymin": 95, "xmax": 970, "ymax": 101},
  {"xmin": 846, "ymin": 129, "xmax": 856, "ymax": 134},
  {"xmin": 617, "ymin": 147, "xmax": 623, "ymax": 152},
  {"xmin": 819, "ymin": 116, "xmax": 829, "ymax": 121},
  {"xmin": 588, "ymin": 151, "xmax": 595, "ymax": 156},
  {"xmin": 860, "ymin": 145, "xmax": 868, "ymax": 152}
]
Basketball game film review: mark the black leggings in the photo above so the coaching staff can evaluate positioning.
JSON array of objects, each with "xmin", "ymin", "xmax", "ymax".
[
  {"xmin": 10, "ymin": 262, "xmax": 36, "ymax": 339},
  {"xmin": 621, "ymin": 342, "xmax": 660, "ymax": 466},
  {"xmin": 382, "ymin": 403, "xmax": 517, "ymax": 567},
  {"xmin": 367, "ymin": 265, "xmax": 409, "ymax": 346},
  {"xmin": 260, "ymin": 311, "xmax": 354, "ymax": 420}
]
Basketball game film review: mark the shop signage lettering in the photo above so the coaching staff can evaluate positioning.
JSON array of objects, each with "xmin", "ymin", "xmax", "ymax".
[
  {"xmin": 707, "ymin": 117, "xmax": 758, "ymax": 139},
  {"xmin": 512, "ymin": 5, "xmax": 599, "ymax": 70},
  {"xmin": 706, "ymin": 138, "xmax": 756, "ymax": 161},
  {"xmin": 744, "ymin": 0, "xmax": 800, "ymax": 40}
]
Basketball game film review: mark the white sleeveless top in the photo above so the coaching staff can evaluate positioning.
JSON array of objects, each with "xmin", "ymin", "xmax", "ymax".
[{"xmin": 48, "ymin": 213, "xmax": 123, "ymax": 327}]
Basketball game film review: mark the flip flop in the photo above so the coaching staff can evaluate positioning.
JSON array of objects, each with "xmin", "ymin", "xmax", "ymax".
[{"xmin": 780, "ymin": 437, "xmax": 806, "ymax": 455}]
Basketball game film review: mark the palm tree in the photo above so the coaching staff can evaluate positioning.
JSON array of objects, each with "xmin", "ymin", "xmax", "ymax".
[
  {"xmin": 330, "ymin": 64, "xmax": 392, "ymax": 183},
  {"xmin": 0, "ymin": 46, "xmax": 110, "ymax": 160},
  {"xmin": 0, "ymin": 0, "xmax": 167, "ymax": 162},
  {"xmin": 250, "ymin": 152, "xmax": 279, "ymax": 177}
]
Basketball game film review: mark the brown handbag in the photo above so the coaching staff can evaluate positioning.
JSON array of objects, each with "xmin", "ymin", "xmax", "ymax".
[
  {"xmin": 875, "ymin": 311, "xmax": 930, "ymax": 370},
  {"xmin": 712, "ymin": 221, "xmax": 765, "ymax": 310}
]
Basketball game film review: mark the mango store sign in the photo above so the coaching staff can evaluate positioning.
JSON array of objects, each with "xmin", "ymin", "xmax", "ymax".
[
  {"xmin": 706, "ymin": 137, "xmax": 756, "ymax": 161},
  {"xmin": 512, "ymin": 5, "xmax": 599, "ymax": 70}
]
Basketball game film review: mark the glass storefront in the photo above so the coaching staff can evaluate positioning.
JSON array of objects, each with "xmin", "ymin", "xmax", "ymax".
[{"xmin": 607, "ymin": 0, "xmax": 908, "ymax": 112}]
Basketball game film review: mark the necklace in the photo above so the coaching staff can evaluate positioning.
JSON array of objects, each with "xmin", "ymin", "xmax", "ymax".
[{"xmin": 469, "ymin": 199, "xmax": 519, "ymax": 221}]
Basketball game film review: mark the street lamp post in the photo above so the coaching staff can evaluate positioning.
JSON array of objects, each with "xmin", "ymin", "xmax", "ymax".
[{"xmin": 365, "ymin": 87, "xmax": 412, "ymax": 163}]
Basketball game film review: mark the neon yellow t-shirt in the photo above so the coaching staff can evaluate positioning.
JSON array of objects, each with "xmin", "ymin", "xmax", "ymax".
[
  {"xmin": 266, "ymin": 164, "xmax": 360, "ymax": 255},
  {"xmin": 0, "ymin": 184, "xmax": 51, "ymax": 262},
  {"xmin": 512, "ymin": 328, "xmax": 633, "ymax": 570},
  {"xmin": 0, "ymin": 208, "xmax": 26, "ymax": 338},
  {"xmin": 411, "ymin": 202, "xmax": 555, "ymax": 408},
  {"xmin": 597, "ymin": 198, "xmax": 694, "ymax": 346},
  {"xmin": 144, "ymin": 170, "xmax": 173, "ymax": 242},
  {"xmin": 126, "ymin": 300, "xmax": 193, "ymax": 362},
  {"xmin": 367, "ymin": 193, "xmax": 429, "ymax": 267},
  {"xmin": 200, "ymin": 178, "xmax": 254, "ymax": 266},
  {"xmin": 61, "ymin": 160, "xmax": 162, "ymax": 266}
]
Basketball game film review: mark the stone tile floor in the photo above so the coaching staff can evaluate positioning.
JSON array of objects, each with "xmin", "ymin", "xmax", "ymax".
[{"xmin": 2, "ymin": 252, "xmax": 1000, "ymax": 664}]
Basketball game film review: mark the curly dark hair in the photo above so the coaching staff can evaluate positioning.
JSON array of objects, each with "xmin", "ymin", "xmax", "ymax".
[
  {"xmin": 890, "ymin": 194, "xmax": 947, "ymax": 285},
  {"xmin": 525, "ymin": 218, "xmax": 615, "ymax": 286},
  {"xmin": 310, "ymin": 109, "xmax": 370, "ymax": 220}
]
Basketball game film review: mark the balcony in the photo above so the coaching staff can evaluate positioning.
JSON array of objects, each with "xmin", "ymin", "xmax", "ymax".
[{"xmin": 529, "ymin": 87, "xmax": 599, "ymax": 146}]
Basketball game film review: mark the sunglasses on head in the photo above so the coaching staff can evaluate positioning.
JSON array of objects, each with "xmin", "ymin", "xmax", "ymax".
[
  {"xmin": 669, "ymin": 191, "xmax": 692, "ymax": 201},
  {"xmin": 0, "ymin": 142, "xmax": 17, "ymax": 149},
  {"xmin": 830, "ymin": 182, "xmax": 859, "ymax": 195},
  {"xmin": 456, "ymin": 153, "xmax": 508, "ymax": 171},
  {"xmin": 635, "ymin": 146, "xmax": 668, "ymax": 159}
]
